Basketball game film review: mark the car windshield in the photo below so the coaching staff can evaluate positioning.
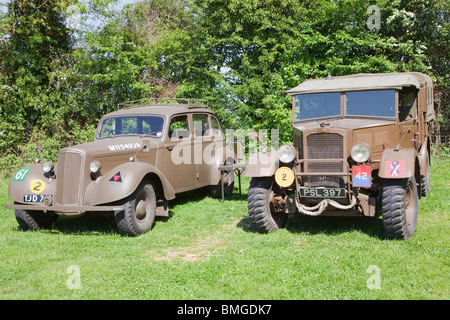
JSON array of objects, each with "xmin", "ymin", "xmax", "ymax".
[
  {"xmin": 97, "ymin": 115, "xmax": 164, "ymax": 138},
  {"xmin": 346, "ymin": 90, "xmax": 396, "ymax": 118},
  {"xmin": 294, "ymin": 93, "xmax": 341, "ymax": 121}
]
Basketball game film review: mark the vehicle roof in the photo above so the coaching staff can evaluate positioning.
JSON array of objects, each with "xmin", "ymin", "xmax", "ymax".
[
  {"xmin": 102, "ymin": 104, "xmax": 214, "ymax": 118},
  {"xmin": 284, "ymin": 72, "xmax": 433, "ymax": 95}
]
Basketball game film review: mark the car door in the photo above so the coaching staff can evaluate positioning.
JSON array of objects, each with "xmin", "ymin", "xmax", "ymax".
[
  {"xmin": 193, "ymin": 113, "xmax": 213, "ymax": 186},
  {"xmin": 160, "ymin": 114, "xmax": 196, "ymax": 192}
]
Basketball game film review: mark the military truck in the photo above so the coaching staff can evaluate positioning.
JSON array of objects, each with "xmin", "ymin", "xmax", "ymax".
[
  {"xmin": 5, "ymin": 99, "xmax": 235, "ymax": 236},
  {"xmin": 246, "ymin": 72, "xmax": 435, "ymax": 239}
]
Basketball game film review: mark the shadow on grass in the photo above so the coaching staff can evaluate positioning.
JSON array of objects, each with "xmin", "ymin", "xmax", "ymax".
[
  {"xmin": 237, "ymin": 214, "xmax": 387, "ymax": 240},
  {"xmin": 24, "ymin": 186, "xmax": 248, "ymax": 236}
]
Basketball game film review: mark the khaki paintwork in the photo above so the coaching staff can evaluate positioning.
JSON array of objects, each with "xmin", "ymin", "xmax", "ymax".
[
  {"xmin": 6, "ymin": 102, "xmax": 235, "ymax": 217},
  {"xmin": 247, "ymin": 72, "xmax": 434, "ymax": 217}
]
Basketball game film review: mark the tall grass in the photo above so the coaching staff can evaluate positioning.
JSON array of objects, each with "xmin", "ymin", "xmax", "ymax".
[{"xmin": 0, "ymin": 156, "xmax": 448, "ymax": 300}]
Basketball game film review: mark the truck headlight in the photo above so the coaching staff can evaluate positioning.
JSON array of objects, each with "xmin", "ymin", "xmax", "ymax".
[
  {"xmin": 351, "ymin": 143, "xmax": 370, "ymax": 163},
  {"xmin": 89, "ymin": 161, "xmax": 102, "ymax": 173},
  {"xmin": 278, "ymin": 144, "xmax": 296, "ymax": 163}
]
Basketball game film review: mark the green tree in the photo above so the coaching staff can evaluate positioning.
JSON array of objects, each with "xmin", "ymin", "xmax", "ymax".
[
  {"xmin": 0, "ymin": 0, "xmax": 74, "ymax": 170},
  {"xmin": 182, "ymin": 0, "xmax": 439, "ymax": 143}
]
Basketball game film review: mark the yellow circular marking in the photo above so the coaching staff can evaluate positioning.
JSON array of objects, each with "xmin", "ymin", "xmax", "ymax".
[
  {"xmin": 275, "ymin": 167, "xmax": 295, "ymax": 188},
  {"xmin": 30, "ymin": 179, "xmax": 46, "ymax": 194}
]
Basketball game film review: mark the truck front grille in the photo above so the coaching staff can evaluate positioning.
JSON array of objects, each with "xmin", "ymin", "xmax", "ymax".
[
  {"xmin": 305, "ymin": 133, "xmax": 344, "ymax": 188},
  {"xmin": 55, "ymin": 151, "xmax": 83, "ymax": 205}
]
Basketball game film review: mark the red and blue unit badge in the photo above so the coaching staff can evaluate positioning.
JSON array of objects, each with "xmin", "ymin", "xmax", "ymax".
[
  {"xmin": 109, "ymin": 172, "xmax": 122, "ymax": 182},
  {"xmin": 352, "ymin": 165, "xmax": 372, "ymax": 187}
]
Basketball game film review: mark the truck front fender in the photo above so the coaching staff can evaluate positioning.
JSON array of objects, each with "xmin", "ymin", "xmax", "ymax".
[
  {"xmin": 244, "ymin": 151, "xmax": 279, "ymax": 178},
  {"xmin": 84, "ymin": 161, "xmax": 175, "ymax": 206},
  {"xmin": 378, "ymin": 149, "xmax": 417, "ymax": 179}
]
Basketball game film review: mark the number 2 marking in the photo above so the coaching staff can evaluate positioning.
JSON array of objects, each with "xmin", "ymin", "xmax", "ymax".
[{"xmin": 30, "ymin": 179, "xmax": 45, "ymax": 194}]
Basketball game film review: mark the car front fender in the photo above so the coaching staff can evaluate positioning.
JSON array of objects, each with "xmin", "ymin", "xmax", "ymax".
[
  {"xmin": 7, "ymin": 164, "xmax": 57, "ymax": 205},
  {"xmin": 84, "ymin": 161, "xmax": 175, "ymax": 206}
]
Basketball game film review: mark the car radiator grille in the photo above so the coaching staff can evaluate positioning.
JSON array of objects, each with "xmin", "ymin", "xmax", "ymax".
[
  {"xmin": 305, "ymin": 133, "xmax": 344, "ymax": 188},
  {"xmin": 55, "ymin": 151, "xmax": 83, "ymax": 205}
]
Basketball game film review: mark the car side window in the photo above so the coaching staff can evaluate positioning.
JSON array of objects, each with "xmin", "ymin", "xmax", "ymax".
[
  {"xmin": 193, "ymin": 114, "xmax": 210, "ymax": 137},
  {"xmin": 169, "ymin": 115, "xmax": 190, "ymax": 140},
  {"xmin": 210, "ymin": 116, "xmax": 222, "ymax": 136}
]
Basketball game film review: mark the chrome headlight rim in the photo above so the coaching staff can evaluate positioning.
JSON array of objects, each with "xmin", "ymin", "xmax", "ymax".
[
  {"xmin": 278, "ymin": 144, "xmax": 297, "ymax": 163},
  {"xmin": 42, "ymin": 161, "xmax": 54, "ymax": 173},
  {"xmin": 351, "ymin": 143, "xmax": 371, "ymax": 163},
  {"xmin": 89, "ymin": 160, "xmax": 102, "ymax": 173}
]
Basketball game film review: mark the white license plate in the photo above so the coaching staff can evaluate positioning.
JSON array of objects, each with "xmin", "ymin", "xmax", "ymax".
[{"xmin": 299, "ymin": 188, "xmax": 346, "ymax": 198}]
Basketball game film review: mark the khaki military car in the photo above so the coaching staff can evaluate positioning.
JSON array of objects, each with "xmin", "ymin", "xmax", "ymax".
[
  {"xmin": 5, "ymin": 99, "xmax": 235, "ymax": 236},
  {"xmin": 246, "ymin": 72, "xmax": 435, "ymax": 239}
]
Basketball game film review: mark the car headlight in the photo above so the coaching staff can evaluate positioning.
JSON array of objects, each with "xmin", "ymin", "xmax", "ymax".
[
  {"xmin": 351, "ymin": 143, "xmax": 370, "ymax": 163},
  {"xmin": 278, "ymin": 144, "xmax": 296, "ymax": 163},
  {"xmin": 89, "ymin": 161, "xmax": 102, "ymax": 173},
  {"xmin": 42, "ymin": 161, "xmax": 54, "ymax": 173}
]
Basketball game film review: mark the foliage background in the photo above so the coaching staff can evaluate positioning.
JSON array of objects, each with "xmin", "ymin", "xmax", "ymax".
[{"xmin": 0, "ymin": 0, "xmax": 448, "ymax": 175}]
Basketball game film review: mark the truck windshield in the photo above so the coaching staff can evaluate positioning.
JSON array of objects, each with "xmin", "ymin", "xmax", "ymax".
[
  {"xmin": 346, "ymin": 90, "xmax": 396, "ymax": 118},
  {"xmin": 294, "ymin": 93, "xmax": 341, "ymax": 121},
  {"xmin": 97, "ymin": 115, "xmax": 164, "ymax": 138}
]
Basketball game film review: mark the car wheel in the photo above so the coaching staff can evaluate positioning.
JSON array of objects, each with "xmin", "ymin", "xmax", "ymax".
[
  {"xmin": 14, "ymin": 205, "xmax": 57, "ymax": 231},
  {"xmin": 420, "ymin": 153, "xmax": 431, "ymax": 197},
  {"xmin": 247, "ymin": 177, "xmax": 287, "ymax": 233},
  {"xmin": 115, "ymin": 183, "xmax": 156, "ymax": 236},
  {"xmin": 381, "ymin": 176, "xmax": 418, "ymax": 240}
]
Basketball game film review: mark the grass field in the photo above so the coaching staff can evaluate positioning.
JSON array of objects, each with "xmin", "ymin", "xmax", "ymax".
[{"xmin": 0, "ymin": 156, "xmax": 448, "ymax": 300}]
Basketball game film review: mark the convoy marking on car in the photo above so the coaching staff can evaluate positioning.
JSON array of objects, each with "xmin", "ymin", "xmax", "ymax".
[
  {"xmin": 109, "ymin": 172, "xmax": 122, "ymax": 182},
  {"xmin": 107, "ymin": 143, "xmax": 141, "ymax": 151},
  {"xmin": 29, "ymin": 179, "xmax": 46, "ymax": 194},
  {"xmin": 13, "ymin": 168, "xmax": 30, "ymax": 182}
]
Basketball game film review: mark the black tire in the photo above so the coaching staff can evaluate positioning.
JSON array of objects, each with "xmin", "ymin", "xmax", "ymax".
[
  {"xmin": 420, "ymin": 153, "xmax": 431, "ymax": 197},
  {"xmin": 115, "ymin": 183, "xmax": 156, "ymax": 236},
  {"xmin": 247, "ymin": 177, "xmax": 288, "ymax": 233},
  {"xmin": 381, "ymin": 176, "xmax": 418, "ymax": 240},
  {"xmin": 14, "ymin": 205, "xmax": 57, "ymax": 231}
]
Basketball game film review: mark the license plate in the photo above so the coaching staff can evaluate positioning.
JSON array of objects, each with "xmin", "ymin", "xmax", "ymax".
[
  {"xmin": 23, "ymin": 194, "xmax": 51, "ymax": 203},
  {"xmin": 299, "ymin": 188, "xmax": 346, "ymax": 198}
]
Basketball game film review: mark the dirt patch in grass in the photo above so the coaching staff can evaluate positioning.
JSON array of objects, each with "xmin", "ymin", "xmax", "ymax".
[{"xmin": 146, "ymin": 236, "xmax": 227, "ymax": 262}]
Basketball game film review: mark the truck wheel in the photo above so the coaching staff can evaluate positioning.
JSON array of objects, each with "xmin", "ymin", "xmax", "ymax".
[
  {"xmin": 115, "ymin": 183, "xmax": 156, "ymax": 236},
  {"xmin": 381, "ymin": 176, "xmax": 418, "ymax": 240},
  {"xmin": 247, "ymin": 177, "xmax": 287, "ymax": 233},
  {"xmin": 420, "ymin": 153, "xmax": 431, "ymax": 197},
  {"xmin": 14, "ymin": 205, "xmax": 57, "ymax": 231}
]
